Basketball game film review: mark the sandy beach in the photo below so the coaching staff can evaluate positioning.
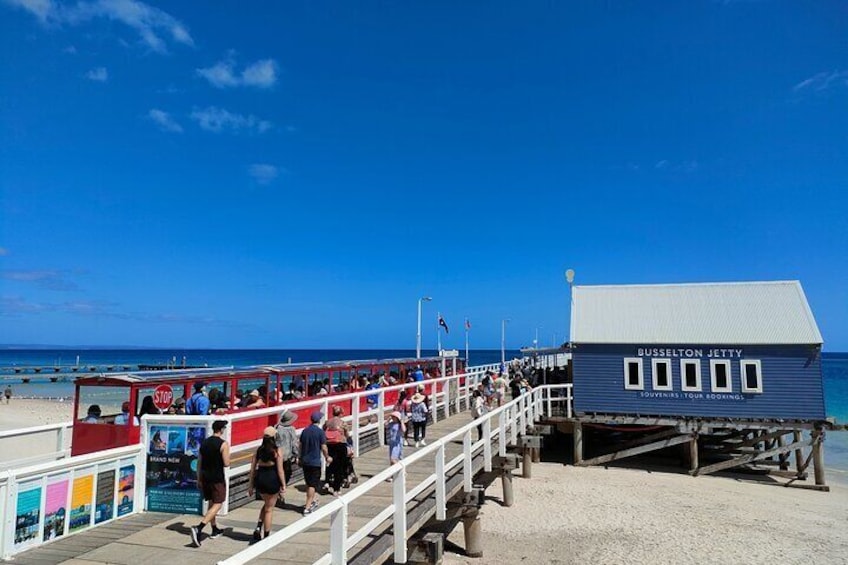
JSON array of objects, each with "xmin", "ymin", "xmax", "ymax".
[
  {"xmin": 444, "ymin": 461, "xmax": 848, "ymax": 565},
  {"xmin": 0, "ymin": 399, "xmax": 74, "ymax": 469}
]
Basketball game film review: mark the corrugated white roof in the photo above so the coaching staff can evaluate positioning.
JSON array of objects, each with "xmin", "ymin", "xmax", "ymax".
[{"xmin": 571, "ymin": 281, "xmax": 823, "ymax": 345}]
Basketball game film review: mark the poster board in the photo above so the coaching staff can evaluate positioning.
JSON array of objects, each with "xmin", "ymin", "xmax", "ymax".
[{"xmin": 146, "ymin": 425, "xmax": 205, "ymax": 514}]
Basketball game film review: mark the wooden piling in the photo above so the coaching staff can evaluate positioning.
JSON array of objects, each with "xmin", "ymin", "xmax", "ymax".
[
  {"xmin": 573, "ymin": 421, "xmax": 583, "ymax": 465},
  {"xmin": 689, "ymin": 435, "xmax": 699, "ymax": 474},
  {"xmin": 793, "ymin": 430, "xmax": 804, "ymax": 473},
  {"xmin": 501, "ymin": 470, "xmax": 514, "ymax": 507},
  {"xmin": 522, "ymin": 448, "xmax": 532, "ymax": 479},
  {"xmin": 462, "ymin": 510, "xmax": 483, "ymax": 558},
  {"xmin": 812, "ymin": 430, "xmax": 826, "ymax": 487}
]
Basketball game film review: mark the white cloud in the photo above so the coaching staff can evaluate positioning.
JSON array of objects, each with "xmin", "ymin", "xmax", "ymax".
[
  {"xmin": 4, "ymin": 0, "xmax": 52, "ymax": 21},
  {"xmin": 148, "ymin": 108, "xmax": 182, "ymax": 133},
  {"xmin": 190, "ymin": 106, "xmax": 272, "ymax": 134},
  {"xmin": 197, "ymin": 54, "xmax": 278, "ymax": 89},
  {"xmin": 85, "ymin": 66, "xmax": 107, "ymax": 81},
  {"xmin": 3, "ymin": 0, "xmax": 193, "ymax": 54},
  {"xmin": 793, "ymin": 70, "xmax": 848, "ymax": 93},
  {"xmin": 248, "ymin": 164, "xmax": 278, "ymax": 185}
]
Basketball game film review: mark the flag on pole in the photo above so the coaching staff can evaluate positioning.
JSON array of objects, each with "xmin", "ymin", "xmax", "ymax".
[
  {"xmin": 465, "ymin": 318, "xmax": 471, "ymax": 331},
  {"xmin": 438, "ymin": 315, "xmax": 449, "ymax": 333}
]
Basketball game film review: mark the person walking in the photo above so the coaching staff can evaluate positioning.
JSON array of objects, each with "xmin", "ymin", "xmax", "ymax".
[
  {"xmin": 471, "ymin": 389, "xmax": 486, "ymax": 441},
  {"xmin": 323, "ymin": 406, "xmax": 350, "ymax": 496},
  {"xmin": 394, "ymin": 390, "xmax": 411, "ymax": 446},
  {"xmin": 249, "ymin": 427, "xmax": 286, "ymax": 541},
  {"xmin": 299, "ymin": 411, "xmax": 332, "ymax": 515},
  {"xmin": 4, "ymin": 385, "xmax": 11, "ymax": 404},
  {"xmin": 190, "ymin": 420, "xmax": 230, "ymax": 547},
  {"xmin": 273, "ymin": 410, "xmax": 299, "ymax": 486},
  {"xmin": 409, "ymin": 384, "xmax": 430, "ymax": 447},
  {"xmin": 186, "ymin": 382, "xmax": 210, "ymax": 415},
  {"xmin": 386, "ymin": 411, "xmax": 405, "ymax": 476}
]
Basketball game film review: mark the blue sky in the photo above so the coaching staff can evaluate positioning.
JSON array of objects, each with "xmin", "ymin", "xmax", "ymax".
[{"xmin": 1, "ymin": 0, "xmax": 846, "ymax": 350}]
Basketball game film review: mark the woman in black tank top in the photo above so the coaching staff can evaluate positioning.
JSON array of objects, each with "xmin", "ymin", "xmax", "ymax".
[{"xmin": 249, "ymin": 431, "xmax": 286, "ymax": 540}]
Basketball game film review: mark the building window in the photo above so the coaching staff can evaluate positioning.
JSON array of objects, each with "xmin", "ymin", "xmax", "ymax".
[
  {"xmin": 680, "ymin": 359, "xmax": 702, "ymax": 392},
  {"xmin": 740, "ymin": 360, "xmax": 763, "ymax": 393},
  {"xmin": 651, "ymin": 359, "xmax": 672, "ymax": 391},
  {"xmin": 710, "ymin": 359, "xmax": 732, "ymax": 393},
  {"xmin": 623, "ymin": 358, "xmax": 644, "ymax": 390}
]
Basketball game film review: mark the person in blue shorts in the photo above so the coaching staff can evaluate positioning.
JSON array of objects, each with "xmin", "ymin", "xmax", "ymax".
[{"xmin": 299, "ymin": 411, "xmax": 332, "ymax": 515}]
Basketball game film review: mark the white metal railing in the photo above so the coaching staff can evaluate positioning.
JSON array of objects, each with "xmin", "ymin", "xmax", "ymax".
[
  {"xmin": 141, "ymin": 363, "xmax": 499, "ymax": 516},
  {"xmin": 218, "ymin": 383, "xmax": 573, "ymax": 565},
  {"xmin": 0, "ymin": 443, "xmax": 144, "ymax": 559},
  {"xmin": 0, "ymin": 422, "xmax": 73, "ymax": 470},
  {"xmin": 0, "ymin": 360, "xmax": 512, "ymax": 562}
]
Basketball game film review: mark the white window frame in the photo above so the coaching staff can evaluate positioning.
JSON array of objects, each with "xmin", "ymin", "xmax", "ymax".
[
  {"xmin": 623, "ymin": 358, "xmax": 644, "ymax": 390},
  {"xmin": 709, "ymin": 359, "xmax": 733, "ymax": 393},
  {"xmin": 651, "ymin": 359, "xmax": 673, "ymax": 391},
  {"xmin": 740, "ymin": 360, "xmax": 763, "ymax": 393},
  {"xmin": 680, "ymin": 359, "xmax": 702, "ymax": 392}
]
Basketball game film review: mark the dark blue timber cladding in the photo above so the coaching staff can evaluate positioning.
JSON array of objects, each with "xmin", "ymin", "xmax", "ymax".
[{"xmin": 572, "ymin": 344, "xmax": 825, "ymax": 420}]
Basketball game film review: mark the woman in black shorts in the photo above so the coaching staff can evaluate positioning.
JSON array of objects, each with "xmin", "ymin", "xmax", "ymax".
[{"xmin": 249, "ymin": 427, "xmax": 287, "ymax": 540}]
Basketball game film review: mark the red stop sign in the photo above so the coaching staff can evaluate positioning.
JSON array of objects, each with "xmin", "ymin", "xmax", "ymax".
[{"xmin": 152, "ymin": 384, "xmax": 174, "ymax": 411}]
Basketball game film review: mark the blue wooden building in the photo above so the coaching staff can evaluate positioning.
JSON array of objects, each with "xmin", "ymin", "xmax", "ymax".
[{"xmin": 570, "ymin": 281, "xmax": 825, "ymax": 423}]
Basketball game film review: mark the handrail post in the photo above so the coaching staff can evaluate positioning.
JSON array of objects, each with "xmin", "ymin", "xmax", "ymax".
[
  {"xmin": 56, "ymin": 425, "xmax": 66, "ymax": 455},
  {"xmin": 463, "ymin": 429, "xmax": 472, "ymax": 492},
  {"xmin": 483, "ymin": 417, "xmax": 492, "ymax": 472},
  {"xmin": 378, "ymin": 390, "xmax": 386, "ymax": 445},
  {"xmin": 510, "ymin": 405, "xmax": 517, "ymax": 446},
  {"xmin": 454, "ymin": 372, "xmax": 461, "ymax": 414},
  {"xmin": 430, "ymin": 381, "xmax": 438, "ymax": 424},
  {"xmin": 444, "ymin": 377, "xmax": 451, "ymax": 418},
  {"xmin": 498, "ymin": 410, "xmax": 507, "ymax": 457},
  {"xmin": 546, "ymin": 387, "xmax": 552, "ymax": 418},
  {"xmin": 352, "ymin": 397, "xmax": 360, "ymax": 457},
  {"xmin": 393, "ymin": 465, "xmax": 407, "ymax": 564},
  {"xmin": 519, "ymin": 393, "xmax": 527, "ymax": 433},
  {"xmin": 330, "ymin": 500, "xmax": 348, "ymax": 565},
  {"xmin": 435, "ymin": 444, "xmax": 446, "ymax": 520},
  {"xmin": 567, "ymin": 385, "xmax": 573, "ymax": 418}
]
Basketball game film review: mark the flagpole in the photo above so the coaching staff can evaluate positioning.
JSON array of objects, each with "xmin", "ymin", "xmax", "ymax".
[{"xmin": 465, "ymin": 318, "xmax": 469, "ymax": 365}]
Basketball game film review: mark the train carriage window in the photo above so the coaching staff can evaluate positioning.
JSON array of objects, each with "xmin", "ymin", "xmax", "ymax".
[
  {"xmin": 78, "ymin": 386, "xmax": 128, "ymax": 423},
  {"xmin": 680, "ymin": 359, "xmax": 702, "ymax": 392},
  {"xmin": 710, "ymin": 360, "xmax": 732, "ymax": 393},
  {"xmin": 740, "ymin": 360, "xmax": 763, "ymax": 393},
  {"xmin": 651, "ymin": 359, "xmax": 672, "ymax": 391},
  {"xmin": 623, "ymin": 358, "xmax": 644, "ymax": 390}
]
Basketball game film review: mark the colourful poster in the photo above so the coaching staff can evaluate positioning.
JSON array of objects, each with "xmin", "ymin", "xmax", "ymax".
[
  {"xmin": 95, "ymin": 469, "xmax": 116, "ymax": 524},
  {"xmin": 43, "ymin": 475, "xmax": 69, "ymax": 541},
  {"xmin": 14, "ymin": 483, "xmax": 42, "ymax": 547},
  {"xmin": 146, "ymin": 425, "xmax": 205, "ymax": 514},
  {"xmin": 68, "ymin": 474, "xmax": 93, "ymax": 532},
  {"xmin": 117, "ymin": 465, "xmax": 135, "ymax": 517}
]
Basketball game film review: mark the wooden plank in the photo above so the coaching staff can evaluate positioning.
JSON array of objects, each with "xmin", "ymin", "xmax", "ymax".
[
  {"xmin": 695, "ymin": 438, "xmax": 812, "ymax": 476},
  {"xmin": 715, "ymin": 428, "xmax": 786, "ymax": 453},
  {"xmin": 579, "ymin": 434, "xmax": 694, "ymax": 467}
]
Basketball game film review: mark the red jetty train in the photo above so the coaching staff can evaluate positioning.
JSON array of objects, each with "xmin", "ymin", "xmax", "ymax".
[{"xmin": 70, "ymin": 356, "xmax": 459, "ymax": 456}]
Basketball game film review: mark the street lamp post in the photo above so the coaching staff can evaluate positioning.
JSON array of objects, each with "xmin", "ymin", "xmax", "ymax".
[
  {"xmin": 501, "ymin": 318, "xmax": 510, "ymax": 365},
  {"xmin": 416, "ymin": 296, "xmax": 432, "ymax": 359}
]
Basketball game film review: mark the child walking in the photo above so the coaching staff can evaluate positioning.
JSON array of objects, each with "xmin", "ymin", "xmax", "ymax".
[{"xmin": 386, "ymin": 411, "xmax": 405, "ymax": 480}]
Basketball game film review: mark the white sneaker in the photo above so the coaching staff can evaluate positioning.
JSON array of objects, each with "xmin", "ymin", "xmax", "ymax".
[
  {"xmin": 420, "ymin": 440, "xmax": 427, "ymax": 446},
  {"xmin": 414, "ymin": 441, "xmax": 420, "ymax": 448}
]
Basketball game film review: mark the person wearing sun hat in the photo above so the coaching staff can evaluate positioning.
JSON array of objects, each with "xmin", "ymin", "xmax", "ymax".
[
  {"xmin": 409, "ymin": 384, "xmax": 430, "ymax": 447},
  {"xmin": 273, "ymin": 410, "xmax": 299, "ymax": 484},
  {"xmin": 385, "ymin": 411, "xmax": 405, "ymax": 478},
  {"xmin": 299, "ymin": 411, "xmax": 332, "ymax": 515}
]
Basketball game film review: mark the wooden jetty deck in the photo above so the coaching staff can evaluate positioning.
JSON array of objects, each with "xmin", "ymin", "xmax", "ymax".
[{"xmin": 8, "ymin": 409, "xmax": 502, "ymax": 565}]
